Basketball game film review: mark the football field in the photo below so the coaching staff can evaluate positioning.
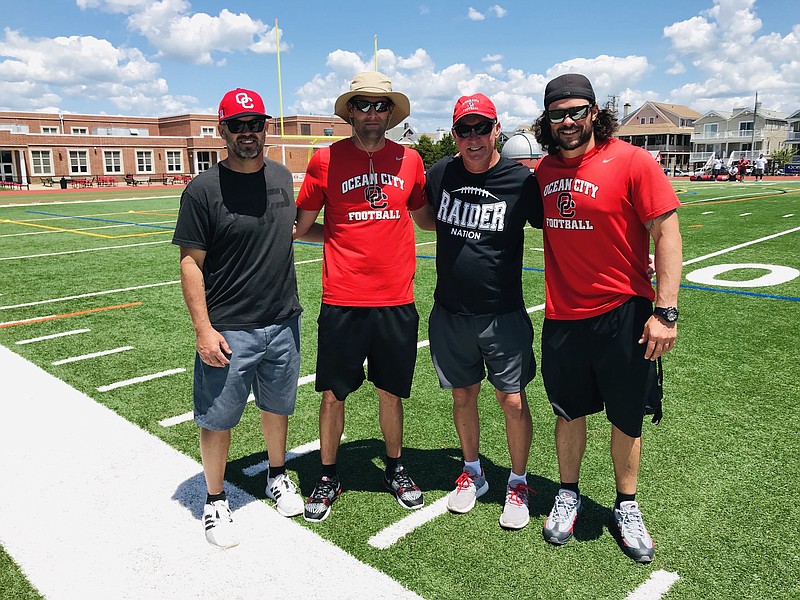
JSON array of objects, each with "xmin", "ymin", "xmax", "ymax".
[{"xmin": 0, "ymin": 180, "xmax": 798, "ymax": 599}]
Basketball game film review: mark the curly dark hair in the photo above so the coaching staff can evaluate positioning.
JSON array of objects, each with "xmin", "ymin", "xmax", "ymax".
[{"xmin": 533, "ymin": 106, "xmax": 619, "ymax": 155}]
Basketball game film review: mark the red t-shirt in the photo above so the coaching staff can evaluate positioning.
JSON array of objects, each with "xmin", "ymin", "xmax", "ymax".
[
  {"xmin": 296, "ymin": 138, "xmax": 427, "ymax": 306},
  {"xmin": 535, "ymin": 138, "xmax": 680, "ymax": 320}
]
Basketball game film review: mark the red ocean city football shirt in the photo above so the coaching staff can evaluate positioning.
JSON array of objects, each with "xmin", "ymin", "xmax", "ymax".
[
  {"xmin": 296, "ymin": 138, "xmax": 427, "ymax": 307},
  {"xmin": 535, "ymin": 138, "xmax": 680, "ymax": 320}
]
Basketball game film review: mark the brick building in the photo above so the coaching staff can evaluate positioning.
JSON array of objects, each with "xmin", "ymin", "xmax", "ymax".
[{"xmin": 0, "ymin": 111, "xmax": 351, "ymax": 185}]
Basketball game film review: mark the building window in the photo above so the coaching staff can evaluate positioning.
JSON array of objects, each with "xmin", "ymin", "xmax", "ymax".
[
  {"xmin": 136, "ymin": 150, "xmax": 154, "ymax": 174},
  {"xmin": 41, "ymin": 126, "xmax": 58, "ymax": 134},
  {"xmin": 104, "ymin": 151, "xmax": 122, "ymax": 174},
  {"xmin": 69, "ymin": 150, "xmax": 89, "ymax": 175},
  {"xmin": 649, "ymin": 117, "xmax": 655, "ymax": 124},
  {"xmin": 201, "ymin": 126, "xmax": 215, "ymax": 136},
  {"xmin": 703, "ymin": 123, "xmax": 719, "ymax": 135},
  {"xmin": 166, "ymin": 150, "xmax": 183, "ymax": 173},
  {"xmin": 739, "ymin": 121, "xmax": 754, "ymax": 137},
  {"xmin": 71, "ymin": 127, "xmax": 88, "ymax": 135},
  {"xmin": 30, "ymin": 150, "xmax": 54, "ymax": 175},
  {"xmin": 640, "ymin": 118, "xmax": 646, "ymax": 124},
  {"xmin": 301, "ymin": 123, "xmax": 311, "ymax": 136}
]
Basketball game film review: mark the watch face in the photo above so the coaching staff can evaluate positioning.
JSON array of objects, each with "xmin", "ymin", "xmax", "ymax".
[{"xmin": 655, "ymin": 307, "xmax": 678, "ymax": 322}]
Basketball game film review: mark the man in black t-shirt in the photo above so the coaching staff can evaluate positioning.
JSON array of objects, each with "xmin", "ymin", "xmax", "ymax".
[
  {"xmin": 172, "ymin": 88, "xmax": 303, "ymax": 548},
  {"xmin": 416, "ymin": 94, "xmax": 543, "ymax": 530}
]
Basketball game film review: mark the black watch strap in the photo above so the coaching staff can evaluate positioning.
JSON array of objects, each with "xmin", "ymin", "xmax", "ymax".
[{"xmin": 653, "ymin": 306, "xmax": 679, "ymax": 323}]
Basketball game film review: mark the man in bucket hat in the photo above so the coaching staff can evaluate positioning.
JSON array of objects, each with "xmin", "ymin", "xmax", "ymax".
[
  {"xmin": 533, "ymin": 73, "xmax": 682, "ymax": 563},
  {"xmin": 294, "ymin": 72, "xmax": 429, "ymax": 522},
  {"xmin": 173, "ymin": 87, "xmax": 304, "ymax": 547}
]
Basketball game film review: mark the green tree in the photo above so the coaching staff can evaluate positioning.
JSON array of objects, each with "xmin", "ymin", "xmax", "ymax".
[
  {"xmin": 436, "ymin": 133, "xmax": 458, "ymax": 163},
  {"xmin": 769, "ymin": 147, "xmax": 796, "ymax": 173},
  {"xmin": 411, "ymin": 135, "xmax": 438, "ymax": 169}
]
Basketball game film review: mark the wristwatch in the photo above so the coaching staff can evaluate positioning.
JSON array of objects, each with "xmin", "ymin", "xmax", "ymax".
[{"xmin": 653, "ymin": 306, "xmax": 679, "ymax": 323}]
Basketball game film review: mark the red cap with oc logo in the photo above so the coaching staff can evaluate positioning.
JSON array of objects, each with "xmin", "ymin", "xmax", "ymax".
[{"xmin": 218, "ymin": 88, "xmax": 271, "ymax": 121}]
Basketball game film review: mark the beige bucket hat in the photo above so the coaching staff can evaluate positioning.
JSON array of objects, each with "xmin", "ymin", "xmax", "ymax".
[{"xmin": 334, "ymin": 71, "xmax": 410, "ymax": 130}]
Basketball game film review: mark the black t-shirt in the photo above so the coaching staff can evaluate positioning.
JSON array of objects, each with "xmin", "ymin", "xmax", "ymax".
[
  {"xmin": 425, "ymin": 155, "xmax": 543, "ymax": 315},
  {"xmin": 172, "ymin": 161, "xmax": 302, "ymax": 329}
]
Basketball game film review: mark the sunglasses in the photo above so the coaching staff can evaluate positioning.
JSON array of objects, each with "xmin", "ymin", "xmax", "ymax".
[
  {"xmin": 452, "ymin": 120, "xmax": 496, "ymax": 138},
  {"xmin": 224, "ymin": 118, "xmax": 266, "ymax": 133},
  {"xmin": 351, "ymin": 99, "xmax": 393, "ymax": 113},
  {"xmin": 547, "ymin": 104, "xmax": 592, "ymax": 124}
]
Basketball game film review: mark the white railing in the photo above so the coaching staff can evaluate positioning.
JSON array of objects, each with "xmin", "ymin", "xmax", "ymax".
[
  {"xmin": 692, "ymin": 129, "xmax": 765, "ymax": 141},
  {"xmin": 786, "ymin": 131, "xmax": 800, "ymax": 141},
  {"xmin": 690, "ymin": 152, "xmax": 715, "ymax": 162}
]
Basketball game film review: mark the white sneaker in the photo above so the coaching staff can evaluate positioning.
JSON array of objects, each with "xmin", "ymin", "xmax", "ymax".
[
  {"xmin": 203, "ymin": 499, "xmax": 239, "ymax": 549},
  {"xmin": 266, "ymin": 473, "xmax": 304, "ymax": 517},
  {"xmin": 499, "ymin": 482, "xmax": 532, "ymax": 530},
  {"xmin": 543, "ymin": 489, "xmax": 581, "ymax": 545},
  {"xmin": 447, "ymin": 469, "xmax": 488, "ymax": 514}
]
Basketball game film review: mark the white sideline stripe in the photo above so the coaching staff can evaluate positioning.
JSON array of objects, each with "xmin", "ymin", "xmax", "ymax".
[
  {"xmin": 624, "ymin": 570, "xmax": 680, "ymax": 599},
  {"xmin": 369, "ymin": 496, "xmax": 450, "ymax": 549},
  {"xmin": 97, "ymin": 368, "xmax": 186, "ymax": 392},
  {"xmin": 527, "ymin": 303, "xmax": 546, "ymax": 314},
  {"xmin": 739, "ymin": 213, "xmax": 752, "ymax": 216},
  {"xmin": 242, "ymin": 436, "xmax": 347, "ymax": 477},
  {"xmin": 702, "ymin": 211, "xmax": 714, "ymax": 214},
  {"xmin": 784, "ymin": 214, "xmax": 794, "ymax": 218},
  {"xmin": 16, "ymin": 328, "xmax": 90, "ymax": 344},
  {"xmin": 1, "ymin": 240, "xmax": 171, "ymax": 261},
  {"xmin": 0, "ymin": 346, "xmax": 421, "ymax": 600},
  {"xmin": 52, "ymin": 345, "xmax": 134, "ymax": 365},
  {"xmin": 683, "ymin": 225, "xmax": 800, "ymax": 266},
  {"xmin": 0, "ymin": 280, "xmax": 180, "ymax": 310}
]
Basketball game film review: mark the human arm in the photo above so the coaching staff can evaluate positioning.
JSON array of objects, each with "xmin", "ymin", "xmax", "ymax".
[
  {"xmin": 639, "ymin": 209, "xmax": 682, "ymax": 360},
  {"xmin": 411, "ymin": 204, "xmax": 436, "ymax": 231},
  {"xmin": 294, "ymin": 208, "xmax": 323, "ymax": 242},
  {"xmin": 178, "ymin": 246, "xmax": 231, "ymax": 367}
]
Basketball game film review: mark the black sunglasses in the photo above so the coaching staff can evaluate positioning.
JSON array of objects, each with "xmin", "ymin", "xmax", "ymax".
[
  {"xmin": 351, "ymin": 100, "xmax": 393, "ymax": 113},
  {"xmin": 224, "ymin": 118, "xmax": 266, "ymax": 133},
  {"xmin": 452, "ymin": 120, "xmax": 496, "ymax": 139},
  {"xmin": 547, "ymin": 104, "xmax": 592, "ymax": 124}
]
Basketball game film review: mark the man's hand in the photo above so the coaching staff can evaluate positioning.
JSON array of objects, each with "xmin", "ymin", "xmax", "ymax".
[
  {"xmin": 196, "ymin": 327, "xmax": 231, "ymax": 367},
  {"xmin": 638, "ymin": 315, "xmax": 677, "ymax": 361}
]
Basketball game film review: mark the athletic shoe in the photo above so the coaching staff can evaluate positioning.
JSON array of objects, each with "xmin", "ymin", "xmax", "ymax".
[
  {"xmin": 203, "ymin": 499, "xmax": 239, "ymax": 549},
  {"xmin": 383, "ymin": 466, "xmax": 424, "ymax": 510},
  {"xmin": 612, "ymin": 501, "xmax": 655, "ymax": 563},
  {"xmin": 543, "ymin": 489, "xmax": 581, "ymax": 545},
  {"xmin": 447, "ymin": 468, "xmax": 488, "ymax": 514},
  {"xmin": 499, "ymin": 482, "xmax": 534, "ymax": 530},
  {"xmin": 303, "ymin": 475, "xmax": 342, "ymax": 523},
  {"xmin": 266, "ymin": 472, "xmax": 304, "ymax": 518}
]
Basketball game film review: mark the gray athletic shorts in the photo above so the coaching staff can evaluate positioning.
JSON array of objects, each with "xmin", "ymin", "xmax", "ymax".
[
  {"xmin": 428, "ymin": 302, "xmax": 536, "ymax": 392},
  {"xmin": 193, "ymin": 314, "xmax": 301, "ymax": 431}
]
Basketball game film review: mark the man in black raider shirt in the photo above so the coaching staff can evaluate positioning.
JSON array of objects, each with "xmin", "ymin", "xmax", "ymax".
[
  {"xmin": 416, "ymin": 93, "xmax": 543, "ymax": 530},
  {"xmin": 172, "ymin": 88, "xmax": 303, "ymax": 548}
]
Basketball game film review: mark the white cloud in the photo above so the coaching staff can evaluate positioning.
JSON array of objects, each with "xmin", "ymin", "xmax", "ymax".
[
  {"xmin": 419, "ymin": 5, "xmax": 430, "ymax": 15},
  {"xmin": 483, "ymin": 54, "xmax": 503, "ymax": 62},
  {"xmin": 489, "ymin": 5, "xmax": 507, "ymax": 18},
  {"xmin": 666, "ymin": 62, "xmax": 686, "ymax": 75},
  {"xmin": 467, "ymin": 8, "xmax": 485, "ymax": 21}
]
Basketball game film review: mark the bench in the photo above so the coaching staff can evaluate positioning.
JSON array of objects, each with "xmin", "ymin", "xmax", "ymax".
[
  {"xmin": 97, "ymin": 176, "xmax": 117, "ymax": 187},
  {"xmin": 40, "ymin": 177, "xmax": 54, "ymax": 187},
  {"xmin": 0, "ymin": 180, "xmax": 30, "ymax": 191},
  {"xmin": 125, "ymin": 175, "xmax": 151, "ymax": 186},
  {"xmin": 71, "ymin": 177, "xmax": 93, "ymax": 188}
]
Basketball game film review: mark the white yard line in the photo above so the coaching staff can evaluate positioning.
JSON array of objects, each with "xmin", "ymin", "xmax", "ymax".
[
  {"xmin": 0, "ymin": 240, "xmax": 172, "ymax": 261},
  {"xmin": 16, "ymin": 328, "xmax": 90, "ymax": 344},
  {"xmin": 52, "ymin": 345, "xmax": 134, "ymax": 365},
  {"xmin": 625, "ymin": 570, "xmax": 680, "ymax": 599},
  {"xmin": 369, "ymin": 496, "xmax": 450, "ymax": 549},
  {"xmin": 683, "ymin": 225, "xmax": 800, "ymax": 266},
  {"xmin": 97, "ymin": 368, "xmax": 186, "ymax": 392},
  {"xmin": 0, "ymin": 345, "xmax": 421, "ymax": 600},
  {"xmin": 243, "ymin": 436, "xmax": 347, "ymax": 478}
]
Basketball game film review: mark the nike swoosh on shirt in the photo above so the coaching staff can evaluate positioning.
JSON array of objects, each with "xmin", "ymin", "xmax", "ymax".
[
  {"xmin": 603, "ymin": 157, "xmax": 616, "ymax": 163},
  {"xmin": 396, "ymin": 156, "xmax": 405, "ymax": 161}
]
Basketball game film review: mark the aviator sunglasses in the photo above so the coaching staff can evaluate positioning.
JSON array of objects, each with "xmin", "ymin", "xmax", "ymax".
[
  {"xmin": 351, "ymin": 99, "xmax": 394, "ymax": 113},
  {"xmin": 224, "ymin": 118, "xmax": 267, "ymax": 133},
  {"xmin": 452, "ymin": 120, "xmax": 496, "ymax": 138},
  {"xmin": 547, "ymin": 104, "xmax": 593, "ymax": 124}
]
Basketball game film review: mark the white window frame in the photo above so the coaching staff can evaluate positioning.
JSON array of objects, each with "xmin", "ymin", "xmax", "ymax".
[
  {"xmin": 71, "ymin": 127, "xmax": 88, "ymax": 135},
  {"xmin": 30, "ymin": 149, "xmax": 54, "ymax": 176},
  {"xmin": 135, "ymin": 150, "xmax": 154, "ymax": 174},
  {"xmin": 103, "ymin": 150, "xmax": 123, "ymax": 174},
  {"xmin": 200, "ymin": 126, "xmax": 216, "ymax": 137},
  {"xmin": 41, "ymin": 126, "xmax": 58, "ymax": 135},
  {"xmin": 165, "ymin": 150, "xmax": 183, "ymax": 173},
  {"xmin": 68, "ymin": 150, "xmax": 90, "ymax": 175}
]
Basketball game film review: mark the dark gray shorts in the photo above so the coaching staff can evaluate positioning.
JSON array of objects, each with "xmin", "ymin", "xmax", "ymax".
[
  {"xmin": 428, "ymin": 302, "xmax": 536, "ymax": 392},
  {"xmin": 193, "ymin": 314, "xmax": 301, "ymax": 431}
]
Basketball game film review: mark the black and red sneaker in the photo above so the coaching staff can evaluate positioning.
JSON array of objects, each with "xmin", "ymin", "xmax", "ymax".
[
  {"xmin": 303, "ymin": 475, "xmax": 342, "ymax": 522},
  {"xmin": 383, "ymin": 466, "xmax": 424, "ymax": 510}
]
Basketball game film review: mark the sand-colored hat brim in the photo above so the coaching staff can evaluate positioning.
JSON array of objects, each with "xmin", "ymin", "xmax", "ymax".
[{"xmin": 334, "ymin": 72, "xmax": 410, "ymax": 130}]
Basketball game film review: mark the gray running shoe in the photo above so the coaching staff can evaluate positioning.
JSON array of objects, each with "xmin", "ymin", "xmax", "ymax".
[
  {"xmin": 447, "ymin": 469, "xmax": 488, "ymax": 514},
  {"xmin": 543, "ymin": 489, "xmax": 581, "ymax": 545},
  {"xmin": 203, "ymin": 499, "xmax": 239, "ymax": 549},
  {"xmin": 499, "ymin": 482, "xmax": 533, "ymax": 530},
  {"xmin": 612, "ymin": 501, "xmax": 655, "ymax": 563}
]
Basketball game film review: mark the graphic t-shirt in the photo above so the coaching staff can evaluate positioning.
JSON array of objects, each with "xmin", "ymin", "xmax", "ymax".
[
  {"xmin": 425, "ymin": 155, "xmax": 542, "ymax": 315},
  {"xmin": 535, "ymin": 138, "xmax": 680, "ymax": 320},
  {"xmin": 296, "ymin": 138, "xmax": 427, "ymax": 307},
  {"xmin": 172, "ymin": 161, "xmax": 302, "ymax": 329}
]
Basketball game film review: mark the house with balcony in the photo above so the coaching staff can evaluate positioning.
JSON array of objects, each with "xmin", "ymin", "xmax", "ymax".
[
  {"xmin": 616, "ymin": 101, "xmax": 701, "ymax": 171},
  {"xmin": 689, "ymin": 105, "xmax": 787, "ymax": 169},
  {"xmin": 785, "ymin": 109, "xmax": 800, "ymax": 154}
]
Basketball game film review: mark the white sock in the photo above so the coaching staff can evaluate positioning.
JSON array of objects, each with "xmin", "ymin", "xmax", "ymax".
[
  {"xmin": 464, "ymin": 459, "xmax": 482, "ymax": 476},
  {"xmin": 508, "ymin": 471, "xmax": 527, "ymax": 487}
]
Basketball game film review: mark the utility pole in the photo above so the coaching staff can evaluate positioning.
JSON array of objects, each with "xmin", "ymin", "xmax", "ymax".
[{"xmin": 605, "ymin": 95, "xmax": 619, "ymax": 119}]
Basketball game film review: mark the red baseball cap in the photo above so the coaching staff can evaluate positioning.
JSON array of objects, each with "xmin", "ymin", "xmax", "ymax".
[
  {"xmin": 218, "ymin": 88, "xmax": 271, "ymax": 121},
  {"xmin": 452, "ymin": 93, "xmax": 497, "ymax": 124}
]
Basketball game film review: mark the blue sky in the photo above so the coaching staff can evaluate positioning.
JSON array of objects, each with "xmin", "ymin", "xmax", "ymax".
[{"xmin": 1, "ymin": 0, "xmax": 798, "ymax": 132}]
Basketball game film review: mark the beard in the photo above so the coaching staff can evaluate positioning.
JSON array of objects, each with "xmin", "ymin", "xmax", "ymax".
[
  {"xmin": 554, "ymin": 123, "xmax": 593, "ymax": 151},
  {"xmin": 228, "ymin": 136, "xmax": 264, "ymax": 160}
]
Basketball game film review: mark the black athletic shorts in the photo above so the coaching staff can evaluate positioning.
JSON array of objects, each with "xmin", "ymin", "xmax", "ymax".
[
  {"xmin": 315, "ymin": 302, "xmax": 419, "ymax": 401},
  {"xmin": 541, "ymin": 296, "xmax": 658, "ymax": 438}
]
